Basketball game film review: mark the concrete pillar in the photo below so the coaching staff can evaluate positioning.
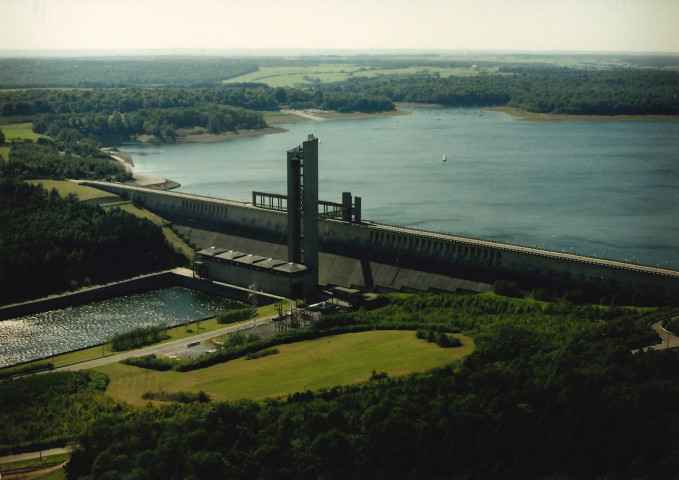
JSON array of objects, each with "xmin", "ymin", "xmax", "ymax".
[
  {"xmin": 287, "ymin": 148, "xmax": 302, "ymax": 264},
  {"xmin": 342, "ymin": 192, "xmax": 352, "ymax": 222},
  {"xmin": 354, "ymin": 196, "xmax": 361, "ymax": 223},
  {"xmin": 302, "ymin": 135, "xmax": 319, "ymax": 289}
]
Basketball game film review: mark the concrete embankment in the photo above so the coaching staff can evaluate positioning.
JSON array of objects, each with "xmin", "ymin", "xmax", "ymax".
[{"xmin": 0, "ymin": 268, "xmax": 283, "ymax": 321}]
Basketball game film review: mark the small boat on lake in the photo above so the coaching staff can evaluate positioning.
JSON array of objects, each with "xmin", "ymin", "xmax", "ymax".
[{"xmin": 442, "ymin": 154, "xmax": 447, "ymax": 162}]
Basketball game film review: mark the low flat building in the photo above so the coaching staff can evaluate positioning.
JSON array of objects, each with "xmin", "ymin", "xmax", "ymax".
[{"xmin": 194, "ymin": 248, "xmax": 313, "ymax": 299}]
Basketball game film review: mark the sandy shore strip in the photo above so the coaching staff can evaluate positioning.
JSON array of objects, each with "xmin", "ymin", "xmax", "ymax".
[
  {"xmin": 486, "ymin": 106, "xmax": 679, "ymax": 122},
  {"xmin": 272, "ymin": 108, "xmax": 411, "ymax": 123},
  {"xmin": 176, "ymin": 126, "xmax": 287, "ymax": 143}
]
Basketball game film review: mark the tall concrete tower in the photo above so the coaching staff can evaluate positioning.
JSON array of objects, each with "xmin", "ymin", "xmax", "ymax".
[{"xmin": 287, "ymin": 134, "xmax": 319, "ymax": 290}]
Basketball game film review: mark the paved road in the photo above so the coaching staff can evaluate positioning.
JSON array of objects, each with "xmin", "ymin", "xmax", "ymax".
[
  {"xmin": 55, "ymin": 316, "xmax": 275, "ymax": 372},
  {"xmin": 649, "ymin": 320, "xmax": 679, "ymax": 350},
  {"xmin": 0, "ymin": 447, "xmax": 70, "ymax": 465}
]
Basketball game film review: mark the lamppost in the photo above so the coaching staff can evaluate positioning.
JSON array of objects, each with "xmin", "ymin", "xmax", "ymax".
[{"xmin": 37, "ymin": 425, "xmax": 42, "ymax": 462}]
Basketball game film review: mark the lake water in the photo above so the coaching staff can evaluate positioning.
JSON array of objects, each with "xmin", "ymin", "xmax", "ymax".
[
  {"xmin": 0, "ymin": 287, "xmax": 239, "ymax": 368},
  {"xmin": 125, "ymin": 107, "xmax": 679, "ymax": 270}
]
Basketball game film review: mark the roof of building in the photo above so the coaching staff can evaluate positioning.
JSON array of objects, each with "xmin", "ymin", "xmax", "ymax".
[
  {"xmin": 233, "ymin": 254, "xmax": 268, "ymax": 266},
  {"xmin": 257, "ymin": 258, "xmax": 287, "ymax": 269},
  {"xmin": 197, "ymin": 247, "xmax": 227, "ymax": 257},
  {"xmin": 274, "ymin": 262, "xmax": 309, "ymax": 274},
  {"xmin": 216, "ymin": 250, "xmax": 246, "ymax": 261}
]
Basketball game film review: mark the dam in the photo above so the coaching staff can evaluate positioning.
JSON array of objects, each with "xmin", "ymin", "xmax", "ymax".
[
  {"xmin": 78, "ymin": 189, "xmax": 679, "ymax": 304},
  {"xmin": 81, "ymin": 135, "xmax": 679, "ymax": 304}
]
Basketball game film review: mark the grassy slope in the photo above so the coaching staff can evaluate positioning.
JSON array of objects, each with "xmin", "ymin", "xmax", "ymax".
[
  {"xmin": 96, "ymin": 330, "xmax": 474, "ymax": 404},
  {"xmin": 26, "ymin": 179, "xmax": 121, "ymax": 204}
]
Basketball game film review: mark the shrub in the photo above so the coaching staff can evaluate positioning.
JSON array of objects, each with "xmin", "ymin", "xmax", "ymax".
[
  {"xmin": 110, "ymin": 324, "xmax": 168, "ymax": 351},
  {"xmin": 217, "ymin": 308, "xmax": 252, "ymax": 325},
  {"xmin": 0, "ymin": 361, "xmax": 54, "ymax": 380},
  {"xmin": 245, "ymin": 348, "xmax": 279, "ymax": 360},
  {"xmin": 120, "ymin": 355, "xmax": 174, "ymax": 371},
  {"xmin": 142, "ymin": 390, "xmax": 211, "ymax": 403}
]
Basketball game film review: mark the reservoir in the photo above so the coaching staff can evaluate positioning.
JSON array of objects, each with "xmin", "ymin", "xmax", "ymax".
[
  {"xmin": 0, "ymin": 287, "xmax": 239, "ymax": 368},
  {"xmin": 126, "ymin": 107, "xmax": 679, "ymax": 270}
]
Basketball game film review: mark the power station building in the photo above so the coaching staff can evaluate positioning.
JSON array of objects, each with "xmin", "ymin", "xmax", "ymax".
[
  {"xmin": 195, "ymin": 134, "xmax": 355, "ymax": 299},
  {"xmin": 193, "ymin": 247, "xmax": 313, "ymax": 299}
]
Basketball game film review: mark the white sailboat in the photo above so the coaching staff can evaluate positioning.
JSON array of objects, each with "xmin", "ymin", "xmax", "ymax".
[{"xmin": 442, "ymin": 154, "xmax": 447, "ymax": 162}]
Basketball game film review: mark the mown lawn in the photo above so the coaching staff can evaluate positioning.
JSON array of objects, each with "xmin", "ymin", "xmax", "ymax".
[{"xmin": 96, "ymin": 330, "xmax": 474, "ymax": 404}]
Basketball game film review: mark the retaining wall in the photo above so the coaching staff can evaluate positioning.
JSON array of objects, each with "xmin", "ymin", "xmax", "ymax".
[{"xmin": 0, "ymin": 270, "xmax": 282, "ymax": 321}]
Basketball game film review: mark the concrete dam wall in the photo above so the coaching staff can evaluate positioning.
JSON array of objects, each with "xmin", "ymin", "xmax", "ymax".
[{"xmin": 82, "ymin": 181, "xmax": 679, "ymax": 302}]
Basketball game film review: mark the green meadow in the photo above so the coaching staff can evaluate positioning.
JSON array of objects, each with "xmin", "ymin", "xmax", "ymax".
[
  {"xmin": 223, "ymin": 64, "xmax": 494, "ymax": 88},
  {"xmin": 97, "ymin": 330, "xmax": 474, "ymax": 404},
  {"xmin": 0, "ymin": 123, "xmax": 48, "ymax": 142}
]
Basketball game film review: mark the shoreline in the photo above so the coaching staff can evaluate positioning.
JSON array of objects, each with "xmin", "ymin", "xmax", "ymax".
[
  {"xmin": 486, "ymin": 106, "xmax": 679, "ymax": 122},
  {"xmin": 175, "ymin": 126, "xmax": 288, "ymax": 143}
]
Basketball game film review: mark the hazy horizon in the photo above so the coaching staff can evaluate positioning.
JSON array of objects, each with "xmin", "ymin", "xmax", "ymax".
[
  {"xmin": 1, "ymin": 48, "xmax": 679, "ymax": 59},
  {"xmin": 2, "ymin": 0, "xmax": 678, "ymax": 55}
]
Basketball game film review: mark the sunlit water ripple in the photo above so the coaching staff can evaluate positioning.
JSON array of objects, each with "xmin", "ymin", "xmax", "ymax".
[{"xmin": 0, "ymin": 287, "xmax": 239, "ymax": 368}]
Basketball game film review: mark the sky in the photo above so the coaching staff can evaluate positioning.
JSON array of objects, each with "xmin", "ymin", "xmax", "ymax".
[{"xmin": 1, "ymin": 0, "xmax": 678, "ymax": 54}]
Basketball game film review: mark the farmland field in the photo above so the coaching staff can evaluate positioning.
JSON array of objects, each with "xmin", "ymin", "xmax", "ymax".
[{"xmin": 223, "ymin": 63, "xmax": 495, "ymax": 87}]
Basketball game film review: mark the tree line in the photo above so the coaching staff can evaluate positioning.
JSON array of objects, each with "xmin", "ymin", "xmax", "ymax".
[
  {"xmin": 0, "ymin": 85, "xmax": 394, "ymax": 142},
  {"xmin": 56, "ymin": 293, "xmax": 678, "ymax": 480},
  {"xmin": 339, "ymin": 69, "xmax": 679, "ymax": 115},
  {"xmin": 0, "ymin": 57, "xmax": 259, "ymax": 88}
]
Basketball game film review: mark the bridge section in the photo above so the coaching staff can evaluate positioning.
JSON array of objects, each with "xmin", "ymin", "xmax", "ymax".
[{"xmin": 80, "ymin": 181, "xmax": 679, "ymax": 302}]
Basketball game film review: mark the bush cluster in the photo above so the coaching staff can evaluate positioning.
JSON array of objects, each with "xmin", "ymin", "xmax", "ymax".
[
  {"xmin": 110, "ymin": 325, "xmax": 168, "ymax": 352},
  {"xmin": 216, "ymin": 308, "xmax": 252, "ymax": 325}
]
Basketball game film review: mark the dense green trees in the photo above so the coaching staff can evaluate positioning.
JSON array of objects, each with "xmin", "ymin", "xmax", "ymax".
[
  {"xmin": 0, "ymin": 371, "xmax": 114, "ymax": 454},
  {"xmin": 58, "ymin": 294, "xmax": 679, "ymax": 480},
  {"xmin": 0, "ymin": 179, "xmax": 184, "ymax": 304},
  {"xmin": 0, "ymin": 57, "xmax": 258, "ymax": 88},
  {"xmin": 2, "ymin": 142, "xmax": 130, "ymax": 181},
  {"xmin": 343, "ymin": 69, "xmax": 679, "ymax": 115}
]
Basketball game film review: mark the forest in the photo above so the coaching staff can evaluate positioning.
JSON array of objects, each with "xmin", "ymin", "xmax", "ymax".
[
  {"xmin": 0, "ymin": 178, "xmax": 185, "ymax": 305},
  {"xmin": 2, "ymin": 293, "xmax": 677, "ymax": 479},
  {"xmin": 340, "ymin": 69, "xmax": 679, "ymax": 115}
]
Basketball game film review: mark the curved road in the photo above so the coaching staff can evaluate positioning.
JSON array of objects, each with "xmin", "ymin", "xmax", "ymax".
[{"xmin": 650, "ymin": 320, "xmax": 679, "ymax": 350}]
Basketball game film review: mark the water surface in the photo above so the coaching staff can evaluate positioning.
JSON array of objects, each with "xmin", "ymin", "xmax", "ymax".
[
  {"xmin": 0, "ymin": 287, "xmax": 238, "ymax": 368},
  {"xmin": 124, "ymin": 108, "xmax": 679, "ymax": 269}
]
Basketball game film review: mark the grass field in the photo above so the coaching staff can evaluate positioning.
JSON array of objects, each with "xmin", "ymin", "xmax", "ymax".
[
  {"xmin": 26, "ymin": 179, "xmax": 121, "ymax": 204},
  {"xmin": 97, "ymin": 330, "xmax": 474, "ymax": 404},
  {"xmin": 223, "ymin": 64, "xmax": 495, "ymax": 88},
  {"xmin": 0, "ymin": 123, "xmax": 48, "ymax": 142}
]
